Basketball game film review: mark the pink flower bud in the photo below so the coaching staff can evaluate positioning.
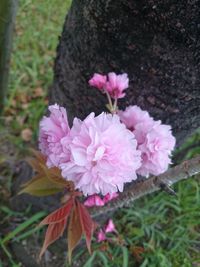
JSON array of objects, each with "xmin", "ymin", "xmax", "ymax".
[
  {"xmin": 97, "ymin": 229, "xmax": 106, "ymax": 242},
  {"xmin": 105, "ymin": 72, "xmax": 129, "ymax": 99},
  {"xmin": 89, "ymin": 73, "xmax": 107, "ymax": 90},
  {"xmin": 104, "ymin": 219, "xmax": 117, "ymax": 233},
  {"xmin": 84, "ymin": 194, "xmax": 105, "ymax": 207}
]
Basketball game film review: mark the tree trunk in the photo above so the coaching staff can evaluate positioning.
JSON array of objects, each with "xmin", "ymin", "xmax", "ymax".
[
  {"xmin": 51, "ymin": 0, "xmax": 200, "ymax": 146},
  {"xmin": 0, "ymin": 0, "xmax": 18, "ymax": 112}
]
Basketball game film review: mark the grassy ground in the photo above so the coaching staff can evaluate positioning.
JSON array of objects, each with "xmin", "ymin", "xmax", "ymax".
[
  {"xmin": 0, "ymin": 0, "xmax": 200, "ymax": 266},
  {"xmin": 2, "ymin": 0, "xmax": 71, "ymax": 145}
]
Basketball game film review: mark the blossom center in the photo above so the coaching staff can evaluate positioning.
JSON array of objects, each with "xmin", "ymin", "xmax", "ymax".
[{"xmin": 92, "ymin": 146, "xmax": 105, "ymax": 162}]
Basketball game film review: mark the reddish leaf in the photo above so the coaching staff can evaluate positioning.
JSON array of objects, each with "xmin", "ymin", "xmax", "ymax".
[
  {"xmin": 68, "ymin": 203, "xmax": 83, "ymax": 263},
  {"xmin": 40, "ymin": 198, "xmax": 74, "ymax": 225},
  {"xmin": 39, "ymin": 217, "xmax": 67, "ymax": 258},
  {"xmin": 77, "ymin": 201, "xmax": 96, "ymax": 254}
]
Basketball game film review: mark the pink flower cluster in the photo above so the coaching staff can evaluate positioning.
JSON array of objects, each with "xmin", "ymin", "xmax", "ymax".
[
  {"xmin": 118, "ymin": 106, "xmax": 176, "ymax": 177},
  {"xmin": 39, "ymin": 72, "xmax": 176, "ymax": 196},
  {"xmin": 89, "ymin": 72, "xmax": 129, "ymax": 99},
  {"xmin": 39, "ymin": 104, "xmax": 141, "ymax": 196}
]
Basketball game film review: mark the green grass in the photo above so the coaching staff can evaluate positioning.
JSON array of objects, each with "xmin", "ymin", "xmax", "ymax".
[
  {"xmin": 0, "ymin": 0, "xmax": 71, "ymax": 265},
  {"xmin": 2, "ymin": 0, "xmax": 71, "ymax": 146},
  {"xmin": 0, "ymin": 205, "xmax": 46, "ymax": 266},
  {"xmin": 1, "ymin": 0, "xmax": 200, "ymax": 266},
  {"xmin": 68, "ymin": 174, "xmax": 200, "ymax": 267}
]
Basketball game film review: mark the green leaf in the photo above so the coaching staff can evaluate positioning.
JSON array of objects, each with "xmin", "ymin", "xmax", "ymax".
[
  {"xmin": 122, "ymin": 246, "xmax": 129, "ymax": 267},
  {"xmin": 1, "ymin": 211, "xmax": 46, "ymax": 244},
  {"xmin": 15, "ymin": 225, "xmax": 43, "ymax": 242},
  {"xmin": 97, "ymin": 251, "xmax": 109, "ymax": 267},
  {"xmin": 83, "ymin": 251, "xmax": 97, "ymax": 267},
  {"xmin": 19, "ymin": 175, "xmax": 64, "ymax": 196},
  {"xmin": 20, "ymin": 150, "xmax": 73, "ymax": 196}
]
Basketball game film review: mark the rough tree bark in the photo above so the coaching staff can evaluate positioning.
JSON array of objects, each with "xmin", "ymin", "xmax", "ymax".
[{"xmin": 50, "ymin": 0, "xmax": 200, "ymax": 147}]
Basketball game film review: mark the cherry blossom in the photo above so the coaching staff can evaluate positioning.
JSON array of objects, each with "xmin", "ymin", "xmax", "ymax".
[
  {"xmin": 39, "ymin": 104, "xmax": 70, "ymax": 167},
  {"xmin": 105, "ymin": 72, "xmax": 129, "ymax": 99},
  {"xmin": 60, "ymin": 112, "xmax": 141, "ymax": 196},
  {"xmin": 119, "ymin": 105, "xmax": 176, "ymax": 177}
]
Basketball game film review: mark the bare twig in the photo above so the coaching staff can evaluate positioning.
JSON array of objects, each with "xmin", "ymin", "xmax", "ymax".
[{"xmin": 90, "ymin": 155, "xmax": 200, "ymax": 217}]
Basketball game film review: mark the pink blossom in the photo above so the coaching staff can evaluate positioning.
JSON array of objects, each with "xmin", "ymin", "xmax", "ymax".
[
  {"xmin": 84, "ymin": 192, "xmax": 119, "ymax": 207},
  {"xmin": 103, "ymin": 192, "xmax": 119, "ymax": 204},
  {"xmin": 84, "ymin": 194, "xmax": 105, "ymax": 207},
  {"xmin": 89, "ymin": 73, "xmax": 107, "ymax": 90},
  {"xmin": 97, "ymin": 220, "xmax": 117, "ymax": 242},
  {"xmin": 60, "ymin": 112, "xmax": 141, "ymax": 196},
  {"xmin": 118, "ymin": 105, "xmax": 176, "ymax": 177},
  {"xmin": 118, "ymin": 105, "xmax": 153, "ymax": 132},
  {"xmin": 97, "ymin": 229, "xmax": 106, "ymax": 242},
  {"xmin": 104, "ymin": 219, "xmax": 117, "ymax": 233},
  {"xmin": 136, "ymin": 121, "xmax": 176, "ymax": 176},
  {"xmin": 39, "ymin": 104, "xmax": 70, "ymax": 168},
  {"xmin": 105, "ymin": 72, "xmax": 129, "ymax": 99}
]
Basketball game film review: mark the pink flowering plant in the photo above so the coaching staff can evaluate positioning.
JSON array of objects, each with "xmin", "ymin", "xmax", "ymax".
[{"xmin": 20, "ymin": 72, "xmax": 175, "ymax": 263}]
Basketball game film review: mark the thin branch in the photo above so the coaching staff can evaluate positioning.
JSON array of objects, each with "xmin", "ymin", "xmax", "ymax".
[{"xmin": 90, "ymin": 155, "xmax": 200, "ymax": 217}]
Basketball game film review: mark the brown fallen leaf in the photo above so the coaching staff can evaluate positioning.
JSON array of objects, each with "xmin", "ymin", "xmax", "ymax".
[
  {"xmin": 16, "ymin": 93, "xmax": 30, "ymax": 104},
  {"xmin": 21, "ymin": 128, "xmax": 33, "ymax": 142},
  {"xmin": 33, "ymin": 87, "xmax": 45, "ymax": 98},
  {"xmin": 16, "ymin": 115, "xmax": 26, "ymax": 126},
  {"xmin": 4, "ymin": 116, "xmax": 14, "ymax": 124},
  {"xmin": 44, "ymin": 98, "xmax": 49, "ymax": 105},
  {"xmin": 10, "ymin": 99, "xmax": 17, "ymax": 107},
  {"xmin": 4, "ymin": 107, "xmax": 16, "ymax": 115},
  {"xmin": 21, "ymin": 103, "xmax": 29, "ymax": 110}
]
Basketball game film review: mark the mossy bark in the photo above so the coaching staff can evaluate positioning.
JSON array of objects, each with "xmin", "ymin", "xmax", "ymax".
[{"xmin": 51, "ymin": 0, "xmax": 200, "ymax": 146}]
